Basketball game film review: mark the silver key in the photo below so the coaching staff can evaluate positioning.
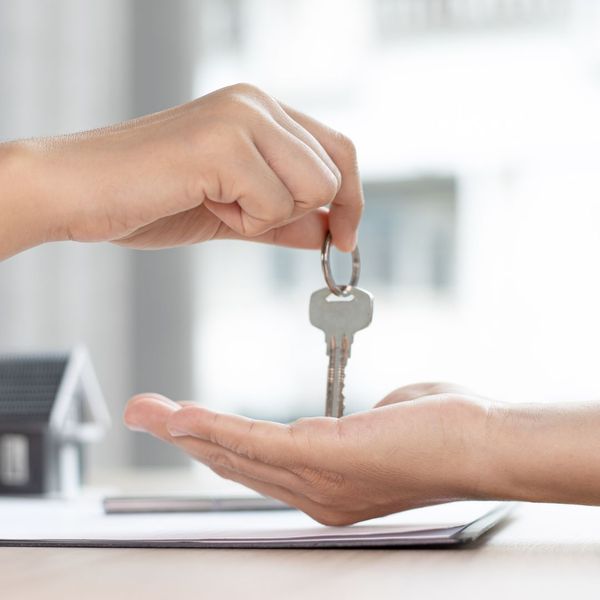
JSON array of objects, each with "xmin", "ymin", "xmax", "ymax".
[{"xmin": 310, "ymin": 287, "xmax": 374, "ymax": 417}]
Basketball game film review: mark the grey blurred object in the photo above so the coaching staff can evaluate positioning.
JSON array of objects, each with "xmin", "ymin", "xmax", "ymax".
[{"xmin": 0, "ymin": 347, "xmax": 110, "ymax": 496}]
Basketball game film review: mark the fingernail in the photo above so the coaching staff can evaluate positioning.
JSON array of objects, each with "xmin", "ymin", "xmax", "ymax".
[
  {"xmin": 126, "ymin": 423, "xmax": 147, "ymax": 433},
  {"xmin": 141, "ymin": 393, "xmax": 182, "ymax": 410},
  {"xmin": 167, "ymin": 425, "xmax": 188, "ymax": 437}
]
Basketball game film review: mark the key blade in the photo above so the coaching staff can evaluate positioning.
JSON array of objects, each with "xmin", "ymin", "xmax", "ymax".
[
  {"xmin": 326, "ymin": 336, "xmax": 348, "ymax": 418},
  {"xmin": 325, "ymin": 339, "xmax": 337, "ymax": 417}
]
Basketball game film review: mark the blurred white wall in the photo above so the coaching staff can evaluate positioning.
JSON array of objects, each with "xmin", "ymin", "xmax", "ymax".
[{"xmin": 0, "ymin": 0, "xmax": 134, "ymax": 468}]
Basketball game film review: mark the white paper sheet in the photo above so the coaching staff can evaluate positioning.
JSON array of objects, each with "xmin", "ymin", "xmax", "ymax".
[{"xmin": 0, "ymin": 498, "xmax": 512, "ymax": 548}]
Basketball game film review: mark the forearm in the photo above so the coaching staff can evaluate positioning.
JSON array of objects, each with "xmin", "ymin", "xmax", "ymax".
[
  {"xmin": 482, "ymin": 402, "xmax": 600, "ymax": 505},
  {"xmin": 0, "ymin": 141, "xmax": 64, "ymax": 260}
]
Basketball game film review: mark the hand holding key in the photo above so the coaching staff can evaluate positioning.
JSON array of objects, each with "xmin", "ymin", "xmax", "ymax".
[
  {"xmin": 1, "ymin": 83, "xmax": 364, "ymax": 260},
  {"xmin": 310, "ymin": 233, "xmax": 373, "ymax": 417}
]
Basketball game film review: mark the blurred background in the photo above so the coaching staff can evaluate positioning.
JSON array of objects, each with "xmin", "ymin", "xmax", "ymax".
[{"xmin": 1, "ymin": 0, "xmax": 600, "ymax": 484}]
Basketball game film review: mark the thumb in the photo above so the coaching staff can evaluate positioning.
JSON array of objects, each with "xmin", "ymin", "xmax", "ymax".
[{"xmin": 374, "ymin": 382, "xmax": 474, "ymax": 408}]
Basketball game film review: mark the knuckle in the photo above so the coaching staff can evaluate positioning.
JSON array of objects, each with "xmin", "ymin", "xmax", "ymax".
[
  {"xmin": 297, "ymin": 466, "xmax": 345, "ymax": 496},
  {"xmin": 241, "ymin": 217, "xmax": 272, "ymax": 237},
  {"xmin": 219, "ymin": 83, "xmax": 272, "ymax": 118},
  {"xmin": 333, "ymin": 131, "xmax": 358, "ymax": 163},
  {"xmin": 307, "ymin": 170, "xmax": 339, "ymax": 206},
  {"xmin": 204, "ymin": 449, "xmax": 237, "ymax": 472},
  {"xmin": 290, "ymin": 417, "xmax": 312, "ymax": 430},
  {"xmin": 210, "ymin": 464, "xmax": 233, "ymax": 481},
  {"xmin": 289, "ymin": 416, "xmax": 326, "ymax": 442},
  {"xmin": 290, "ymin": 415, "xmax": 342, "ymax": 447},
  {"xmin": 207, "ymin": 411, "xmax": 222, "ymax": 445},
  {"xmin": 241, "ymin": 197, "xmax": 293, "ymax": 235}
]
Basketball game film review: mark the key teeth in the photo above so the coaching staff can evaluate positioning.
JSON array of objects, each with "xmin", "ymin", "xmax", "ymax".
[
  {"xmin": 325, "ymin": 334, "xmax": 350, "ymax": 418},
  {"xmin": 338, "ymin": 368, "xmax": 345, "ymax": 418}
]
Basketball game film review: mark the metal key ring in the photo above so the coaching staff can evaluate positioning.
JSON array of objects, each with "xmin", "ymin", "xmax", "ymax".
[{"xmin": 320, "ymin": 232, "xmax": 361, "ymax": 296}]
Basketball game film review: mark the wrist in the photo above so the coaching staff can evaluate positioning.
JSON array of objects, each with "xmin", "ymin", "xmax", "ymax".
[
  {"xmin": 0, "ymin": 141, "xmax": 67, "ymax": 258},
  {"xmin": 476, "ymin": 401, "xmax": 600, "ymax": 505},
  {"xmin": 440, "ymin": 396, "xmax": 500, "ymax": 501},
  {"xmin": 476, "ymin": 402, "xmax": 553, "ymax": 503}
]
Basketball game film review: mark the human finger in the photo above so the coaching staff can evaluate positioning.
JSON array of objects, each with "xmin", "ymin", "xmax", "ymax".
[
  {"xmin": 116, "ymin": 204, "xmax": 329, "ymax": 250},
  {"xmin": 203, "ymin": 142, "xmax": 295, "ymax": 237},
  {"xmin": 124, "ymin": 393, "xmax": 182, "ymax": 441},
  {"xmin": 166, "ymin": 406, "xmax": 303, "ymax": 467},
  {"xmin": 205, "ymin": 463, "xmax": 348, "ymax": 526},
  {"xmin": 217, "ymin": 207, "xmax": 329, "ymax": 248},
  {"xmin": 221, "ymin": 83, "xmax": 341, "ymax": 194},
  {"xmin": 374, "ymin": 382, "xmax": 476, "ymax": 408},
  {"xmin": 259, "ymin": 95, "xmax": 342, "ymax": 188},
  {"xmin": 169, "ymin": 433, "xmax": 306, "ymax": 491},
  {"xmin": 252, "ymin": 122, "xmax": 340, "ymax": 214},
  {"xmin": 279, "ymin": 103, "xmax": 363, "ymax": 252}
]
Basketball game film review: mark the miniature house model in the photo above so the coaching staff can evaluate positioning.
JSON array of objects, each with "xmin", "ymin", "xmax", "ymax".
[{"xmin": 0, "ymin": 347, "xmax": 110, "ymax": 495}]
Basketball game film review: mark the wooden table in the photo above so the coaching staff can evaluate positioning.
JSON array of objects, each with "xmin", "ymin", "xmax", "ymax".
[{"xmin": 2, "ymin": 502, "xmax": 600, "ymax": 599}]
